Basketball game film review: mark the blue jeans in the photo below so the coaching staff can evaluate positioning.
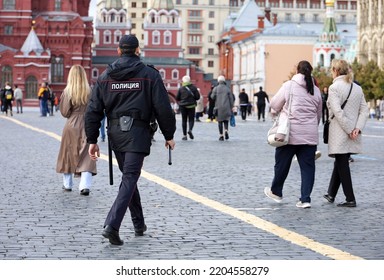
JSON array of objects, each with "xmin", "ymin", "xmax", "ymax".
[{"xmin": 271, "ymin": 144, "xmax": 317, "ymax": 203}]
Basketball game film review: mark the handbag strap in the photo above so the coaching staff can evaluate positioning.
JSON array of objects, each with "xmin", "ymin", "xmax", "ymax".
[{"xmin": 330, "ymin": 83, "xmax": 353, "ymax": 120}]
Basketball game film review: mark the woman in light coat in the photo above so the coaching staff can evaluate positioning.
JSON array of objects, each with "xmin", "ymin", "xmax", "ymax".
[
  {"xmin": 211, "ymin": 75, "xmax": 235, "ymax": 140},
  {"xmin": 56, "ymin": 65, "xmax": 97, "ymax": 195},
  {"xmin": 323, "ymin": 59, "xmax": 368, "ymax": 207},
  {"xmin": 264, "ymin": 61, "xmax": 322, "ymax": 209}
]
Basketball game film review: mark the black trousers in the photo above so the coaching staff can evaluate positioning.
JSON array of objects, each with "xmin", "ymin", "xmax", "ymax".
[
  {"xmin": 104, "ymin": 151, "xmax": 146, "ymax": 231},
  {"xmin": 327, "ymin": 153, "xmax": 355, "ymax": 202},
  {"xmin": 240, "ymin": 105, "xmax": 247, "ymax": 120},
  {"xmin": 179, "ymin": 105, "xmax": 195, "ymax": 135},
  {"xmin": 257, "ymin": 103, "xmax": 266, "ymax": 120}
]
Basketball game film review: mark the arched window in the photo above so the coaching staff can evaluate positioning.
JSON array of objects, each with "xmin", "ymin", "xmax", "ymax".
[
  {"xmin": 25, "ymin": 76, "xmax": 38, "ymax": 99},
  {"xmin": 164, "ymin": 31, "xmax": 172, "ymax": 45},
  {"xmin": 104, "ymin": 30, "xmax": 111, "ymax": 44},
  {"xmin": 319, "ymin": 54, "xmax": 324, "ymax": 67},
  {"xmin": 1, "ymin": 65, "xmax": 12, "ymax": 87},
  {"xmin": 92, "ymin": 68, "xmax": 99, "ymax": 79},
  {"xmin": 114, "ymin": 30, "xmax": 122, "ymax": 44},
  {"xmin": 110, "ymin": 13, "xmax": 116, "ymax": 23},
  {"xmin": 50, "ymin": 55, "xmax": 64, "ymax": 83},
  {"xmin": 159, "ymin": 69, "xmax": 166, "ymax": 79},
  {"xmin": 330, "ymin": 53, "xmax": 335, "ymax": 62},
  {"xmin": 172, "ymin": 69, "xmax": 179, "ymax": 80},
  {"xmin": 152, "ymin": 31, "xmax": 160, "ymax": 45},
  {"xmin": 3, "ymin": 0, "xmax": 15, "ymax": 9}
]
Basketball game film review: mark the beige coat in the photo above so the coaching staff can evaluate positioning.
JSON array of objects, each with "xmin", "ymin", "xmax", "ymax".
[
  {"xmin": 327, "ymin": 76, "xmax": 368, "ymax": 157},
  {"xmin": 56, "ymin": 93, "xmax": 97, "ymax": 176}
]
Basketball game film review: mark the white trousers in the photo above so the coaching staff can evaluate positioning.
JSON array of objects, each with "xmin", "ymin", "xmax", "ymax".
[{"xmin": 63, "ymin": 172, "xmax": 92, "ymax": 191}]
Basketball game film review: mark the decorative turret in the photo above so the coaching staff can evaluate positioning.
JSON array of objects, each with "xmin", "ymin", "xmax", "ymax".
[{"xmin": 314, "ymin": 0, "xmax": 345, "ymax": 68}]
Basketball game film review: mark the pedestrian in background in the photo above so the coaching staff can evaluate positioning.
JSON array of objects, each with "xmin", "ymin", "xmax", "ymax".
[
  {"xmin": 56, "ymin": 65, "xmax": 96, "ymax": 196},
  {"xmin": 206, "ymin": 85, "xmax": 216, "ymax": 122},
  {"xmin": 176, "ymin": 75, "xmax": 200, "ymax": 140},
  {"xmin": 264, "ymin": 60, "xmax": 322, "ymax": 209},
  {"xmin": 85, "ymin": 34, "xmax": 176, "ymax": 245},
  {"xmin": 14, "ymin": 85, "xmax": 23, "ymax": 114},
  {"xmin": 195, "ymin": 89, "xmax": 204, "ymax": 122},
  {"xmin": 254, "ymin": 86, "xmax": 269, "ymax": 121},
  {"xmin": 322, "ymin": 86, "xmax": 329, "ymax": 124},
  {"xmin": 211, "ymin": 75, "xmax": 235, "ymax": 141},
  {"xmin": 37, "ymin": 82, "xmax": 50, "ymax": 117},
  {"xmin": 1, "ymin": 82, "xmax": 14, "ymax": 116},
  {"xmin": 238, "ymin": 88, "xmax": 249, "ymax": 121},
  {"xmin": 323, "ymin": 59, "xmax": 368, "ymax": 207}
]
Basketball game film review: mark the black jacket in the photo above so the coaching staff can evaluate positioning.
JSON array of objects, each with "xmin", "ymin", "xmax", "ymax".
[
  {"xmin": 176, "ymin": 84, "xmax": 200, "ymax": 107},
  {"xmin": 85, "ymin": 54, "xmax": 176, "ymax": 154}
]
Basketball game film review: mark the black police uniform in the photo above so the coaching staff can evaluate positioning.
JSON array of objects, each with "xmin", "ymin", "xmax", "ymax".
[{"xmin": 85, "ymin": 53, "xmax": 176, "ymax": 234}]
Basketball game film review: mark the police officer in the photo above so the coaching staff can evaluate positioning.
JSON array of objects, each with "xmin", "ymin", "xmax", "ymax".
[{"xmin": 85, "ymin": 34, "xmax": 176, "ymax": 245}]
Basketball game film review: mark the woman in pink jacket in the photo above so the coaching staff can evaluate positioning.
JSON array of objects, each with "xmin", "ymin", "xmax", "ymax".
[{"xmin": 264, "ymin": 61, "xmax": 322, "ymax": 209}]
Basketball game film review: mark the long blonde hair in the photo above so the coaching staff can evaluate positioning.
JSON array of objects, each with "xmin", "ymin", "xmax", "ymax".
[
  {"xmin": 331, "ymin": 59, "xmax": 354, "ymax": 83},
  {"xmin": 63, "ymin": 65, "xmax": 90, "ymax": 106}
]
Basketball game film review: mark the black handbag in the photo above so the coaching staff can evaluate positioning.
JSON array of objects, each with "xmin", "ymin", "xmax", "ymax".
[{"xmin": 323, "ymin": 84, "xmax": 353, "ymax": 144}]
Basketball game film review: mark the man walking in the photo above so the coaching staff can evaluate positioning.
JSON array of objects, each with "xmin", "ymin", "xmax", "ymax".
[
  {"xmin": 85, "ymin": 35, "xmax": 176, "ymax": 245},
  {"xmin": 254, "ymin": 86, "xmax": 269, "ymax": 121}
]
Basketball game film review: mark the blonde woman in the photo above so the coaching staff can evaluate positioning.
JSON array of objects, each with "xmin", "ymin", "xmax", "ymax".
[
  {"xmin": 56, "ymin": 65, "xmax": 97, "ymax": 195},
  {"xmin": 323, "ymin": 59, "xmax": 368, "ymax": 207}
]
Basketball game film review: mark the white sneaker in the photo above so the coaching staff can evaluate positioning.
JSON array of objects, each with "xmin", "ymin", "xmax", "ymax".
[
  {"xmin": 296, "ymin": 201, "xmax": 311, "ymax": 208},
  {"xmin": 264, "ymin": 187, "xmax": 283, "ymax": 203},
  {"xmin": 315, "ymin": 151, "xmax": 322, "ymax": 160}
]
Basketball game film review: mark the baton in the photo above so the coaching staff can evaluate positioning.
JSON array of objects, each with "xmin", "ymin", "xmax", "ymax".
[
  {"xmin": 108, "ymin": 137, "xmax": 113, "ymax": 185},
  {"xmin": 168, "ymin": 146, "xmax": 172, "ymax": 165}
]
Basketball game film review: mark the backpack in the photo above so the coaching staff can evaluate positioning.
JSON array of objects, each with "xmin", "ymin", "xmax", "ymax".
[{"xmin": 5, "ymin": 90, "xmax": 12, "ymax": 100}]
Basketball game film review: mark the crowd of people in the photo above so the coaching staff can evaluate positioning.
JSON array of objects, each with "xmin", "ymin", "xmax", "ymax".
[{"xmin": 1, "ymin": 33, "xmax": 372, "ymax": 245}]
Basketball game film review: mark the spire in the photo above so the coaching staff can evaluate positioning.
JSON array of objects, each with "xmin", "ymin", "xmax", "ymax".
[
  {"xmin": 20, "ymin": 21, "xmax": 44, "ymax": 56},
  {"xmin": 321, "ymin": 0, "xmax": 339, "ymax": 42},
  {"xmin": 105, "ymin": 0, "xmax": 123, "ymax": 9},
  {"xmin": 150, "ymin": 0, "xmax": 174, "ymax": 10}
]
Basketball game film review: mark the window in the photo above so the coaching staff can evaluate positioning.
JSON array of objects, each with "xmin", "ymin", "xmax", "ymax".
[
  {"xmin": 152, "ymin": 31, "xmax": 160, "ymax": 44},
  {"xmin": 313, "ymin": 14, "xmax": 319, "ymax": 22},
  {"xmin": 209, "ymin": 0, "xmax": 214, "ymax": 5},
  {"xmin": 54, "ymin": 0, "xmax": 61, "ymax": 11},
  {"xmin": 297, "ymin": 1, "xmax": 307, "ymax": 8},
  {"xmin": 209, "ymin": 11, "xmax": 215, "ymax": 18},
  {"xmin": 188, "ymin": 22, "xmax": 202, "ymax": 30},
  {"xmin": 104, "ymin": 30, "xmax": 111, "ymax": 44},
  {"xmin": 208, "ymin": 61, "xmax": 214, "ymax": 67},
  {"xmin": 4, "ymin": 25, "xmax": 13, "ymax": 35},
  {"xmin": 92, "ymin": 68, "xmax": 99, "ymax": 79},
  {"xmin": 299, "ymin": 14, "xmax": 305, "ymax": 22},
  {"xmin": 110, "ymin": 13, "xmax": 115, "ymax": 22},
  {"xmin": 164, "ymin": 31, "xmax": 172, "ymax": 45},
  {"xmin": 159, "ymin": 69, "xmax": 166, "ymax": 79},
  {"xmin": 229, "ymin": 0, "xmax": 239, "ymax": 6},
  {"xmin": 285, "ymin": 13, "xmax": 292, "ymax": 22},
  {"xmin": 50, "ymin": 56, "xmax": 64, "ymax": 83},
  {"xmin": 189, "ymin": 10, "xmax": 201, "ymax": 17},
  {"xmin": 192, "ymin": 0, "xmax": 198, "ymax": 5},
  {"xmin": 340, "ymin": 15, "xmax": 346, "ymax": 23},
  {"xmin": 3, "ymin": 0, "xmax": 15, "ymax": 9},
  {"xmin": 208, "ymin": 36, "xmax": 215, "ymax": 43},
  {"xmin": 132, "ymin": 13, "xmax": 136, "ymax": 18},
  {"xmin": 1, "ymin": 65, "xmax": 12, "ymax": 88},
  {"xmin": 208, "ymin": 48, "xmax": 214, "ymax": 55},
  {"xmin": 132, "ymin": 23, "xmax": 136, "ymax": 29},
  {"xmin": 132, "ymin": 2, "xmax": 136, "ymax": 8},
  {"xmin": 189, "ymin": 47, "xmax": 200, "ymax": 55},
  {"xmin": 114, "ymin": 30, "xmax": 122, "ymax": 44},
  {"xmin": 172, "ymin": 69, "xmax": 179, "ymax": 80},
  {"xmin": 142, "ymin": 2, "xmax": 147, "ymax": 8},
  {"xmin": 256, "ymin": 0, "xmax": 265, "ymax": 7},
  {"xmin": 208, "ymin": 23, "xmax": 214, "ymax": 30},
  {"xmin": 176, "ymin": 0, "xmax": 181, "ymax": 4}
]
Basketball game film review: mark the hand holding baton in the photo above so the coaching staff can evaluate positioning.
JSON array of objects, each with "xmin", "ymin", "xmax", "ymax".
[{"xmin": 168, "ymin": 146, "xmax": 172, "ymax": 165}]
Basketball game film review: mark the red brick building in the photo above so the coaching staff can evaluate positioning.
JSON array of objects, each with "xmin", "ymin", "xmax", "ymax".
[{"xmin": 0, "ymin": 0, "xmax": 93, "ymax": 106}]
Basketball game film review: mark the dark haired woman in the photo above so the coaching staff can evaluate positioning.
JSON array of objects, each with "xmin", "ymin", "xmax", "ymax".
[{"xmin": 264, "ymin": 60, "xmax": 322, "ymax": 209}]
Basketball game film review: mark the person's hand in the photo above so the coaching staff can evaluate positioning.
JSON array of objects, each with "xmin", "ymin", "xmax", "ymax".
[
  {"xmin": 165, "ymin": 139, "xmax": 175, "ymax": 150},
  {"xmin": 88, "ymin": 144, "xmax": 100, "ymax": 161},
  {"xmin": 349, "ymin": 128, "xmax": 360, "ymax": 140}
]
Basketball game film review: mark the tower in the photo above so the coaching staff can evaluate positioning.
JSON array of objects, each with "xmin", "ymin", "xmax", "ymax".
[{"xmin": 314, "ymin": 0, "xmax": 345, "ymax": 68}]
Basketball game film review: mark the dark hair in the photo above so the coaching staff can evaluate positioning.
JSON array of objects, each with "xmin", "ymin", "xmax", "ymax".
[
  {"xmin": 297, "ymin": 60, "xmax": 314, "ymax": 95},
  {"xmin": 120, "ymin": 48, "xmax": 136, "ymax": 56}
]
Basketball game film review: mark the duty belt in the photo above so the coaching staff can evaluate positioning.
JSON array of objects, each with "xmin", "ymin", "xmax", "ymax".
[{"xmin": 109, "ymin": 118, "xmax": 149, "ymax": 128}]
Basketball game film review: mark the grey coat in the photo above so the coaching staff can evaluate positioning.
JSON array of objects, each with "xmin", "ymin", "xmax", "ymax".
[
  {"xmin": 211, "ymin": 81, "xmax": 234, "ymax": 121},
  {"xmin": 327, "ymin": 76, "xmax": 368, "ymax": 157}
]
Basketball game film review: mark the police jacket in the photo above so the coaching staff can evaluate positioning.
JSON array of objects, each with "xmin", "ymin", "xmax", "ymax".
[{"xmin": 85, "ymin": 54, "xmax": 176, "ymax": 155}]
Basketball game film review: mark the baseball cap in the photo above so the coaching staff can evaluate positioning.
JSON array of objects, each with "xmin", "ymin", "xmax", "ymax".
[{"xmin": 119, "ymin": 34, "xmax": 139, "ymax": 49}]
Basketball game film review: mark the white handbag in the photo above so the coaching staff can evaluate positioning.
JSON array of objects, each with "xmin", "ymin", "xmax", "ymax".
[{"xmin": 267, "ymin": 84, "xmax": 293, "ymax": 147}]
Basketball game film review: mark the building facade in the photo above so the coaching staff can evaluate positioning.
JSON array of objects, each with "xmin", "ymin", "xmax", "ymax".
[
  {"xmin": 0, "ymin": 0, "xmax": 93, "ymax": 106},
  {"xmin": 357, "ymin": 0, "xmax": 384, "ymax": 68}
]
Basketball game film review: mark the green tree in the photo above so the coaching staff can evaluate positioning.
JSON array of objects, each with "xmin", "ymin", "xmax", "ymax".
[
  {"xmin": 312, "ymin": 66, "xmax": 333, "ymax": 92},
  {"xmin": 352, "ymin": 59, "xmax": 384, "ymax": 101}
]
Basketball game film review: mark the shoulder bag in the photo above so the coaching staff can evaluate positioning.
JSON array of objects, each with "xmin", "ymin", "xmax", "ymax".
[{"xmin": 323, "ymin": 83, "xmax": 353, "ymax": 144}]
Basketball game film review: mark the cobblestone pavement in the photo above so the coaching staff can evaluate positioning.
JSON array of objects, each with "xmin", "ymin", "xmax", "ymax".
[{"xmin": 0, "ymin": 109, "xmax": 383, "ymax": 260}]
